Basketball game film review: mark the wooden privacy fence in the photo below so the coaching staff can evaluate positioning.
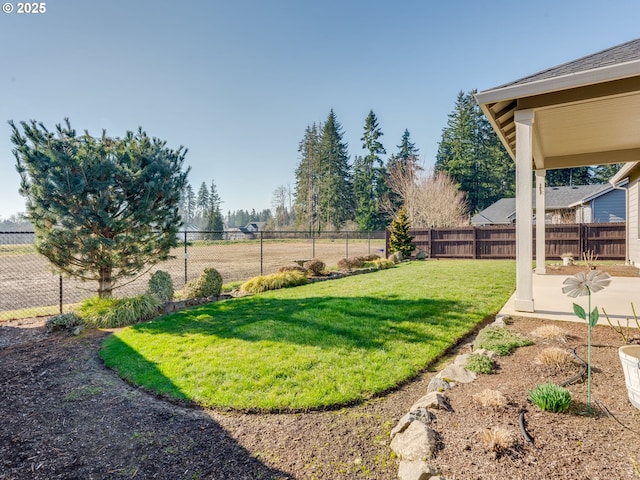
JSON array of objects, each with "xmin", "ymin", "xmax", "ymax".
[{"xmin": 386, "ymin": 223, "xmax": 626, "ymax": 260}]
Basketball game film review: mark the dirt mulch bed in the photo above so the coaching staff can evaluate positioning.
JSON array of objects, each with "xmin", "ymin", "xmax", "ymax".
[
  {"xmin": 1, "ymin": 315, "xmax": 639, "ymax": 479},
  {"xmin": 545, "ymin": 263, "xmax": 640, "ymax": 277}
]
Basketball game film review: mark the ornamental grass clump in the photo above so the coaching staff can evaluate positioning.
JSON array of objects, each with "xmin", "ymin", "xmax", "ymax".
[
  {"xmin": 78, "ymin": 294, "xmax": 161, "ymax": 328},
  {"xmin": 477, "ymin": 427, "xmax": 514, "ymax": 453},
  {"xmin": 473, "ymin": 389, "xmax": 508, "ymax": 409},
  {"xmin": 240, "ymin": 270, "xmax": 308, "ymax": 294},
  {"xmin": 528, "ymin": 382, "xmax": 572, "ymax": 413},
  {"xmin": 473, "ymin": 326, "xmax": 533, "ymax": 356},
  {"xmin": 562, "ymin": 269, "xmax": 611, "ymax": 411}
]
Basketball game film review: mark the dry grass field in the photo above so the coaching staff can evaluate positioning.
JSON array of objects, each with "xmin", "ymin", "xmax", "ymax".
[{"xmin": 0, "ymin": 238, "xmax": 386, "ymax": 318}]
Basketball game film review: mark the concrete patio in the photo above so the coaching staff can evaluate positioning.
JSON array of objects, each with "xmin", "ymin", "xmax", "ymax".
[{"xmin": 500, "ymin": 273, "xmax": 640, "ymax": 326}]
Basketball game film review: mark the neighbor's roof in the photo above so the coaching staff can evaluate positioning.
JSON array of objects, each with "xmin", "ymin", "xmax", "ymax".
[{"xmin": 471, "ymin": 184, "xmax": 614, "ymax": 225}]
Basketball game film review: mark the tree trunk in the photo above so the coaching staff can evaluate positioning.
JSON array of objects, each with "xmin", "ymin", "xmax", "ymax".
[{"xmin": 98, "ymin": 266, "xmax": 113, "ymax": 298}]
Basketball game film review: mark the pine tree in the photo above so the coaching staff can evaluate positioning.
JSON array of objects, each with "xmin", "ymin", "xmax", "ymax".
[
  {"xmin": 354, "ymin": 110, "xmax": 387, "ymax": 231},
  {"xmin": 11, "ymin": 119, "xmax": 189, "ymax": 297},
  {"xmin": 195, "ymin": 182, "xmax": 210, "ymax": 224},
  {"xmin": 317, "ymin": 110, "xmax": 353, "ymax": 230},
  {"xmin": 435, "ymin": 90, "xmax": 514, "ymax": 213},
  {"xmin": 388, "ymin": 206, "xmax": 415, "ymax": 258},
  {"xmin": 204, "ymin": 180, "xmax": 223, "ymax": 239},
  {"xmin": 293, "ymin": 123, "xmax": 321, "ymax": 231},
  {"xmin": 385, "ymin": 129, "xmax": 421, "ymax": 213},
  {"xmin": 591, "ymin": 164, "xmax": 623, "ymax": 184}
]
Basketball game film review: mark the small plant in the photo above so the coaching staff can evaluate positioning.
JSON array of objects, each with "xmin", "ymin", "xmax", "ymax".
[
  {"xmin": 371, "ymin": 258, "xmax": 395, "ymax": 270},
  {"xmin": 337, "ymin": 257, "xmax": 365, "ymax": 271},
  {"xmin": 473, "ymin": 326, "xmax": 533, "ymax": 356},
  {"xmin": 361, "ymin": 254, "xmax": 381, "ymax": 262},
  {"xmin": 304, "ymin": 259, "xmax": 326, "ymax": 276},
  {"xmin": 465, "ymin": 353, "xmax": 496, "ymax": 374},
  {"xmin": 528, "ymin": 382, "xmax": 572, "ymax": 413},
  {"xmin": 582, "ymin": 249, "xmax": 598, "ymax": 270},
  {"xmin": 79, "ymin": 294, "xmax": 161, "ymax": 328},
  {"xmin": 535, "ymin": 347, "xmax": 574, "ymax": 366},
  {"xmin": 278, "ymin": 265, "xmax": 307, "ymax": 274},
  {"xmin": 147, "ymin": 270, "xmax": 174, "ymax": 302},
  {"xmin": 184, "ymin": 268, "xmax": 223, "ymax": 298},
  {"xmin": 530, "ymin": 324, "xmax": 569, "ymax": 343},
  {"xmin": 473, "ymin": 389, "xmax": 508, "ymax": 409},
  {"xmin": 240, "ymin": 270, "xmax": 308, "ymax": 294},
  {"xmin": 603, "ymin": 303, "xmax": 640, "ymax": 345},
  {"xmin": 477, "ymin": 427, "xmax": 514, "ymax": 453},
  {"xmin": 45, "ymin": 312, "xmax": 83, "ymax": 332}
]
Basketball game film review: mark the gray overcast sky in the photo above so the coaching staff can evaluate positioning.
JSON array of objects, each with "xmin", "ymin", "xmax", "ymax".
[{"xmin": 1, "ymin": 0, "xmax": 638, "ymax": 219}]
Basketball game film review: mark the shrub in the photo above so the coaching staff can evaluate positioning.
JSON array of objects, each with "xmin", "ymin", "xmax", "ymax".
[
  {"xmin": 473, "ymin": 326, "xmax": 533, "ymax": 356},
  {"xmin": 45, "ymin": 312, "xmax": 83, "ymax": 332},
  {"xmin": 337, "ymin": 257, "xmax": 364, "ymax": 271},
  {"xmin": 240, "ymin": 271, "xmax": 308, "ymax": 294},
  {"xmin": 372, "ymin": 258, "xmax": 395, "ymax": 270},
  {"xmin": 184, "ymin": 268, "xmax": 223, "ymax": 298},
  {"xmin": 473, "ymin": 389, "xmax": 508, "ymax": 409},
  {"xmin": 79, "ymin": 294, "xmax": 161, "ymax": 328},
  {"xmin": 304, "ymin": 259, "xmax": 326, "ymax": 276},
  {"xmin": 147, "ymin": 270, "xmax": 174, "ymax": 302},
  {"xmin": 465, "ymin": 354, "xmax": 496, "ymax": 374},
  {"xmin": 362, "ymin": 254, "xmax": 380, "ymax": 262},
  {"xmin": 530, "ymin": 324, "xmax": 569, "ymax": 343},
  {"xmin": 278, "ymin": 265, "xmax": 307, "ymax": 274},
  {"xmin": 528, "ymin": 382, "xmax": 571, "ymax": 413}
]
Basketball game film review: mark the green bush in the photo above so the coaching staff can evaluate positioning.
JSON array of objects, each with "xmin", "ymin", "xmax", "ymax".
[
  {"xmin": 337, "ymin": 257, "xmax": 365, "ymax": 271},
  {"xmin": 78, "ymin": 294, "xmax": 161, "ymax": 328},
  {"xmin": 147, "ymin": 270, "xmax": 174, "ymax": 302},
  {"xmin": 278, "ymin": 265, "xmax": 307, "ymax": 274},
  {"xmin": 240, "ymin": 271, "xmax": 308, "ymax": 294},
  {"xmin": 528, "ymin": 383, "xmax": 571, "ymax": 413},
  {"xmin": 45, "ymin": 312, "xmax": 83, "ymax": 332},
  {"xmin": 473, "ymin": 326, "xmax": 533, "ymax": 356},
  {"xmin": 304, "ymin": 259, "xmax": 326, "ymax": 276},
  {"xmin": 184, "ymin": 268, "xmax": 223, "ymax": 298},
  {"xmin": 371, "ymin": 258, "xmax": 395, "ymax": 270},
  {"xmin": 362, "ymin": 254, "xmax": 381, "ymax": 262},
  {"xmin": 465, "ymin": 353, "xmax": 496, "ymax": 374}
]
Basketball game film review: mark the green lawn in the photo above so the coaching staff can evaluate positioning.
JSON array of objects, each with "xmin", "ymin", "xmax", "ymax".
[{"xmin": 101, "ymin": 260, "xmax": 515, "ymax": 411}]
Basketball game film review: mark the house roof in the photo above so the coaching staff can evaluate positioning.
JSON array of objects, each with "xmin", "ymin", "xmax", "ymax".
[
  {"xmin": 475, "ymin": 38, "xmax": 640, "ymax": 171},
  {"xmin": 611, "ymin": 160, "xmax": 640, "ymax": 184},
  {"xmin": 470, "ymin": 184, "xmax": 613, "ymax": 225}
]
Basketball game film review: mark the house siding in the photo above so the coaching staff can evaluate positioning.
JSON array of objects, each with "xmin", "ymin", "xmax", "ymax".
[{"xmin": 592, "ymin": 188, "xmax": 626, "ymax": 223}]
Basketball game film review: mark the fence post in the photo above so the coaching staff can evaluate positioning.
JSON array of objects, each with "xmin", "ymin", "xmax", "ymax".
[
  {"xmin": 385, "ymin": 229, "xmax": 389, "ymax": 258},
  {"xmin": 367, "ymin": 231, "xmax": 371, "ymax": 254},
  {"xmin": 473, "ymin": 226, "xmax": 478, "ymax": 259},
  {"xmin": 312, "ymin": 231, "xmax": 316, "ymax": 258},
  {"xmin": 183, "ymin": 231, "xmax": 188, "ymax": 285},
  {"xmin": 345, "ymin": 231, "xmax": 349, "ymax": 258},
  {"xmin": 260, "ymin": 232, "xmax": 263, "ymax": 276}
]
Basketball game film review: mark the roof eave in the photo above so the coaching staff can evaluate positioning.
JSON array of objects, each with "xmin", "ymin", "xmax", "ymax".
[
  {"xmin": 610, "ymin": 161, "xmax": 640, "ymax": 184},
  {"xmin": 475, "ymin": 59, "xmax": 640, "ymax": 105}
]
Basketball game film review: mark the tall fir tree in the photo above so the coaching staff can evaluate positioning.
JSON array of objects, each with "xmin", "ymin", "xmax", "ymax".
[
  {"xmin": 435, "ymin": 90, "xmax": 514, "ymax": 213},
  {"xmin": 317, "ymin": 110, "xmax": 353, "ymax": 230},
  {"xmin": 385, "ymin": 129, "xmax": 421, "ymax": 212},
  {"xmin": 195, "ymin": 182, "xmax": 210, "ymax": 224},
  {"xmin": 204, "ymin": 180, "xmax": 223, "ymax": 239},
  {"xmin": 293, "ymin": 123, "xmax": 321, "ymax": 231},
  {"xmin": 354, "ymin": 110, "xmax": 387, "ymax": 231},
  {"xmin": 591, "ymin": 164, "xmax": 623, "ymax": 184}
]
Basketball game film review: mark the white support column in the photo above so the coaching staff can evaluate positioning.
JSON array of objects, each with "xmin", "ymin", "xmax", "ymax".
[
  {"xmin": 514, "ymin": 110, "xmax": 535, "ymax": 312},
  {"xmin": 535, "ymin": 169, "xmax": 546, "ymax": 275}
]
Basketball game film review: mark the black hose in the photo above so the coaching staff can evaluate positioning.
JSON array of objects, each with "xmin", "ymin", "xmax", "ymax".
[
  {"xmin": 559, "ymin": 348, "xmax": 587, "ymax": 387},
  {"xmin": 518, "ymin": 409, "xmax": 537, "ymax": 448}
]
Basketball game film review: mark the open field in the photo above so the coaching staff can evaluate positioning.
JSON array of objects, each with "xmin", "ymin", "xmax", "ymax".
[{"xmin": 0, "ymin": 238, "xmax": 385, "ymax": 318}]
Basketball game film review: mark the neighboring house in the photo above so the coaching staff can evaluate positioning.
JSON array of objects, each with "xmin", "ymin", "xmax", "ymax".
[
  {"xmin": 611, "ymin": 162, "xmax": 640, "ymax": 265},
  {"xmin": 223, "ymin": 222, "xmax": 267, "ymax": 240},
  {"xmin": 471, "ymin": 184, "xmax": 626, "ymax": 226}
]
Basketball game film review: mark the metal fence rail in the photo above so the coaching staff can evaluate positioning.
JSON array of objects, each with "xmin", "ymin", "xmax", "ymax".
[{"xmin": 0, "ymin": 231, "xmax": 386, "ymax": 318}]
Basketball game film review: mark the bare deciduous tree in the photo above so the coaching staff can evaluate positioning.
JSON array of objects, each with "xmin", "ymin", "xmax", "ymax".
[{"xmin": 383, "ymin": 164, "xmax": 468, "ymax": 228}]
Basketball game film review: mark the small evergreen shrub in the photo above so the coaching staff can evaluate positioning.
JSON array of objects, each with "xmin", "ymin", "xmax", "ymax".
[
  {"xmin": 473, "ymin": 326, "xmax": 533, "ymax": 356},
  {"xmin": 79, "ymin": 294, "xmax": 161, "ymax": 328},
  {"xmin": 240, "ymin": 271, "xmax": 308, "ymax": 294},
  {"xmin": 147, "ymin": 270, "xmax": 174, "ymax": 302},
  {"xmin": 304, "ymin": 259, "xmax": 326, "ymax": 276},
  {"xmin": 465, "ymin": 354, "xmax": 496, "ymax": 374},
  {"xmin": 184, "ymin": 268, "xmax": 223, "ymax": 298},
  {"xmin": 45, "ymin": 312, "xmax": 83, "ymax": 332},
  {"xmin": 388, "ymin": 206, "xmax": 415, "ymax": 258},
  {"xmin": 528, "ymin": 383, "xmax": 571, "ymax": 413}
]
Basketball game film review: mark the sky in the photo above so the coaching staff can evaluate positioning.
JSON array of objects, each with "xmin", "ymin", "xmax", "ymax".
[{"xmin": 1, "ymin": 0, "xmax": 639, "ymax": 220}]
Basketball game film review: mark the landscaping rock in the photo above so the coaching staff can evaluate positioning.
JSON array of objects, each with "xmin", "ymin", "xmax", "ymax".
[
  {"xmin": 426, "ymin": 376, "xmax": 451, "ymax": 393},
  {"xmin": 390, "ymin": 409, "xmax": 434, "ymax": 440},
  {"xmin": 390, "ymin": 420, "xmax": 437, "ymax": 461},
  {"xmin": 398, "ymin": 459, "xmax": 440, "ymax": 480},
  {"xmin": 410, "ymin": 392, "xmax": 452, "ymax": 412},
  {"xmin": 436, "ymin": 364, "xmax": 476, "ymax": 384},
  {"xmin": 390, "ymin": 412, "xmax": 414, "ymax": 440}
]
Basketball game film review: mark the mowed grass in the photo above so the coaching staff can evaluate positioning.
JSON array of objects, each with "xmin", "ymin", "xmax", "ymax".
[{"xmin": 101, "ymin": 260, "xmax": 515, "ymax": 411}]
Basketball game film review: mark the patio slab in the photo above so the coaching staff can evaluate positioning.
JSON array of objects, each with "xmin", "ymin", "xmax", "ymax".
[{"xmin": 500, "ymin": 273, "xmax": 640, "ymax": 326}]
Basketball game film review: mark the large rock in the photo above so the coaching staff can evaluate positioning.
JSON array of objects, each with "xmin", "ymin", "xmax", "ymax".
[
  {"xmin": 390, "ymin": 419, "xmax": 437, "ymax": 460},
  {"xmin": 390, "ymin": 409, "xmax": 434, "ymax": 440},
  {"xmin": 410, "ymin": 392, "xmax": 452, "ymax": 412},
  {"xmin": 426, "ymin": 376, "xmax": 451, "ymax": 393},
  {"xmin": 436, "ymin": 363, "xmax": 476, "ymax": 384},
  {"xmin": 398, "ymin": 459, "xmax": 440, "ymax": 480}
]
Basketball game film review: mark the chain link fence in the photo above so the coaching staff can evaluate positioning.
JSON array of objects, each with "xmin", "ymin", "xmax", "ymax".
[{"xmin": 0, "ymin": 231, "xmax": 386, "ymax": 319}]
